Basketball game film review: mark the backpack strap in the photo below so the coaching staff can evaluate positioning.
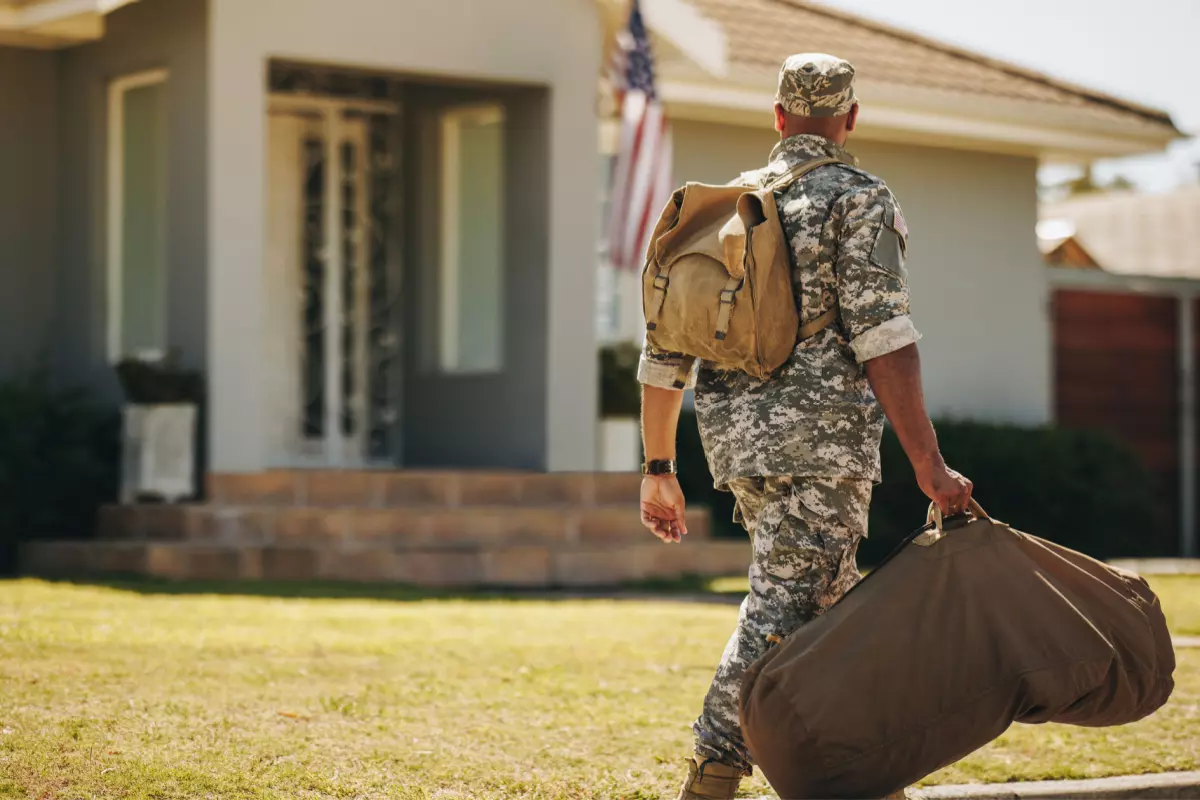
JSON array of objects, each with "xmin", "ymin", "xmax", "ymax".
[
  {"xmin": 645, "ymin": 272, "xmax": 670, "ymax": 330},
  {"xmin": 765, "ymin": 156, "xmax": 843, "ymax": 192},
  {"xmin": 769, "ymin": 156, "xmax": 851, "ymax": 342},
  {"xmin": 798, "ymin": 306, "xmax": 838, "ymax": 340},
  {"xmin": 712, "ymin": 274, "xmax": 743, "ymax": 341}
]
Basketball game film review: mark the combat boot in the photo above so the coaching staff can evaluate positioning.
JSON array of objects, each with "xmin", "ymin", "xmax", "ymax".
[{"xmin": 676, "ymin": 756, "xmax": 750, "ymax": 800}]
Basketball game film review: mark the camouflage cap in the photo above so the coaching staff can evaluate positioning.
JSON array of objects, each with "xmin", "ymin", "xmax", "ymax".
[{"xmin": 775, "ymin": 53, "xmax": 857, "ymax": 118}]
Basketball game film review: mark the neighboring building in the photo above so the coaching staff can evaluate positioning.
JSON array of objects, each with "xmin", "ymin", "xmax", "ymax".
[
  {"xmin": 1041, "ymin": 185, "xmax": 1200, "ymax": 557},
  {"xmin": 0, "ymin": 0, "xmax": 1186, "ymax": 582}
]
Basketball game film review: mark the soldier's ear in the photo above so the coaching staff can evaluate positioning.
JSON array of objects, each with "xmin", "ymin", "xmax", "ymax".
[
  {"xmin": 774, "ymin": 103, "xmax": 787, "ymax": 134},
  {"xmin": 846, "ymin": 103, "xmax": 859, "ymax": 133}
]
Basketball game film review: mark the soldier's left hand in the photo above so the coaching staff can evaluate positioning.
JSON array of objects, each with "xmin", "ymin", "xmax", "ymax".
[{"xmin": 640, "ymin": 475, "xmax": 689, "ymax": 544}]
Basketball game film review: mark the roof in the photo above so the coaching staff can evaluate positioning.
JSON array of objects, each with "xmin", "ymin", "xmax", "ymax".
[
  {"xmin": 636, "ymin": 0, "xmax": 1182, "ymax": 159},
  {"xmin": 0, "ymin": 0, "xmax": 139, "ymax": 48},
  {"xmin": 1040, "ymin": 185, "xmax": 1200, "ymax": 279}
]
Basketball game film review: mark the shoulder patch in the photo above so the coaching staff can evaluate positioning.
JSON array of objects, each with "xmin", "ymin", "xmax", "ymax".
[
  {"xmin": 892, "ymin": 206, "xmax": 908, "ymax": 240},
  {"xmin": 872, "ymin": 198, "xmax": 908, "ymax": 279}
]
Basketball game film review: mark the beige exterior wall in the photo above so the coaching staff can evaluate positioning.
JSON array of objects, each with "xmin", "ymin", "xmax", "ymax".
[
  {"xmin": 208, "ymin": 0, "xmax": 602, "ymax": 472},
  {"xmin": 671, "ymin": 120, "xmax": 1052, "ymax": 427}
]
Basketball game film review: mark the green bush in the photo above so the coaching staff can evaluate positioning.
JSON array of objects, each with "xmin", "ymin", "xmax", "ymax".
[
  {"xmin": 0, "ymin": 375, "xmax": 119, "ymax": 573},
  {"xmin": 599, "ymin": 342, "xmax": 642, "ymax": 418},
  {"xmin": 676, "ymin": 413, "xmax": 1168, "ymax": 562}
]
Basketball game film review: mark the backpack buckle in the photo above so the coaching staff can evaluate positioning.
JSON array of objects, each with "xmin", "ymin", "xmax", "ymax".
[
  {"xmin": 653, "ymin": 275, "xmax": 669, "ymax": 290},
  {"xmin": 719, "ymin": 288, "xmax": 737, "ymax": 304}
]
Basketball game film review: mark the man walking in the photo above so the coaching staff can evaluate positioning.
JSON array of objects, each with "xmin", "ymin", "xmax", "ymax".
[{"xmin": 636, "ymin": 54, "xmax": 974, "ymax": 800}]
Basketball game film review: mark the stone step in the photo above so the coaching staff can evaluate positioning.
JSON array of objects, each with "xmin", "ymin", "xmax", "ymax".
[
  {"xmin": 96, "ymin": 503, "xmax": 711, "ymax": 547},
  {"xmin": 206, "ymin": 470, "xmax": 645, "ymax": 509},
  {"xmin": 22, "ymin": 539, "xmax": 750, "ymax": 588}
]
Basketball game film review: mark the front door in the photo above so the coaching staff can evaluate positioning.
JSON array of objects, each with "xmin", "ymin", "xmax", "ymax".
[{"xmin": 266, "ymin": 107, "xmax": 374, "ymax": 467}]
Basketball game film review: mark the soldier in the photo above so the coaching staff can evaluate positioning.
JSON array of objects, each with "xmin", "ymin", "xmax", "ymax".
[{"xmin": 637, "ymin": 54, "xmax": 974, "ymax": 800}]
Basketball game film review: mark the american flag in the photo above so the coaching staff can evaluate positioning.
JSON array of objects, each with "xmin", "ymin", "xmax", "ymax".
[{"xmin": 606, "ymin": 0, "xmax": 673, "ymax": 272}]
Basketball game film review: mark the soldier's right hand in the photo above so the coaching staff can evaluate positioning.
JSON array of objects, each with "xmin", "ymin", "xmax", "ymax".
[
  {"xmin": 915, "ymin": 459, "xmax": 973, "ymax": 517},
  {"xmin": 640, "ymin": 475, "xmax": 689, "ymax": 544}
]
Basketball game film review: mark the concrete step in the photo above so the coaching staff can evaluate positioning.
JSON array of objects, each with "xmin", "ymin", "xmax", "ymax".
[
  {"xmin": 96, "ymin": 503, "xmax": 710, "ymax": 547},
  {"xmin": 205, "ymin": 470, "xmax": 646, "ymax": 509},
  {"xmin": 21, "ymin": 539, "xmax": 750, "ymax": 588}
]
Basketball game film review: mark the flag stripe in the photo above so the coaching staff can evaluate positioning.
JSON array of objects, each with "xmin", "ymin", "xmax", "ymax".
[{"xmin": 605, "ymin": 0, "xmax": 673, "ymax": 272}]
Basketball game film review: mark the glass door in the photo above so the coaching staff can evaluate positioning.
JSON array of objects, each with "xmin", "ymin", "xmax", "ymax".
[{"xmin": 266, "ymin": 109, "xmax": 373, "ymax": 466}]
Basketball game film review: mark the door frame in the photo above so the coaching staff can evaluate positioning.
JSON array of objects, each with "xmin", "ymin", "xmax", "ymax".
[{"xmin": 265, "ymin": 93, "xmax": 400, "ymax": 468}]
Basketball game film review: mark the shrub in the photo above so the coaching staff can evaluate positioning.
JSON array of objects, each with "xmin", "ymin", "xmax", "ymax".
[
  {"xmin": 115, "ymin": 352, "xmax": 204, "ymax": 405},
  {"xmin": 0, "ymin": 375, "xmax": 119, "ymax": 573},
  {"xmin": 599, "ymin": 342, "xmax": 643, "ymax": 418},
  {"xmin": 675, "ymin": 412, "xmax": 1167, "ymax": 562}
]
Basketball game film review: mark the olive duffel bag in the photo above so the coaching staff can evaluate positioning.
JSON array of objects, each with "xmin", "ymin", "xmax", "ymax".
[{"xmin": 739, "ymin": 499, "xmax": 1176, "ymax": 800}]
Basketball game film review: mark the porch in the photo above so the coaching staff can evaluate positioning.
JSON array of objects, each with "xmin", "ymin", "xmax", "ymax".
[{"xmin": 24, "ymin": 471, "xmax": 748, "ymax": 587}]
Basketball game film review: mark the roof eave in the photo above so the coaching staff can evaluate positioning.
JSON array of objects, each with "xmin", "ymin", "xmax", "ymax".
[
  {"xmin": 660, "ymin": 79, "xmax": 1181, "ymax": 162},
  {"xmin": 0, "ymin": 0, "xmax": 138, "ymax": 49},
  {"xmin": 595, "ymin": 0, "xmax": 729, "ymax": 79}
]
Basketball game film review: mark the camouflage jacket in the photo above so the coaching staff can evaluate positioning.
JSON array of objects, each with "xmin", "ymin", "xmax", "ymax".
[{"xmin": 638, "ymin": 134, "xmax": 920, "ymax": 487}]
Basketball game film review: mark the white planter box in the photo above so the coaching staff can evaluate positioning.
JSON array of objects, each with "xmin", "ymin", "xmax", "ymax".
[
  {"xmin": 121, "ymin": 404, "xmax": 198, "ymax": 503},
  {"xmin": 598, "ymin": 416, "xmax": 641, "ymax": 473}
]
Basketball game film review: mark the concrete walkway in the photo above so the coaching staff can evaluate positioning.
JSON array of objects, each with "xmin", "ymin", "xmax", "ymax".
[
  {"xmin": 750, "ymin": 772, "xmax": 1200, "ymax": 800},
  {"xmin": 912, "ymin": 770, "xmax": 1200, "ymax": 799},
  {"xmin": 1109, "ymin": 558, "xmax": 1200, "ymax": 575}
]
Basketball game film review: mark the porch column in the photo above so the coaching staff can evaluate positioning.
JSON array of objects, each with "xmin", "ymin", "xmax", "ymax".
[
  {"xmin": 206, "ymin": 19, "xmax": 267, "ymax": 473},
  {"xmin": 544, "ymin": 35, "xmax": 601, "ymax": 472}
]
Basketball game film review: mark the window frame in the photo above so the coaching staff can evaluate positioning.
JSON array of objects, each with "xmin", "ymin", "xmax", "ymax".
[
  {"xmin": 106, "ymin": 68, "xmax": 169, "ymax": 363},
  {"xmin": 436, "ymin": 101, "xmax": 506, "ymax": 375}
]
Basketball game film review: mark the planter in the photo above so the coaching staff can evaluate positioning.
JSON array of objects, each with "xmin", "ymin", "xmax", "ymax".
[
  {"xmin": 120, "ymin": 403, "xmax": 197, "ymax": 503},
  {"xmin": 598, "ymin": 416, "xmax": 641, "ymax": 473}
]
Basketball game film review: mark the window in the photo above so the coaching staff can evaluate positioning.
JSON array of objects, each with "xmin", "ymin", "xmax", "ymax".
[
  {"xmin": 438, "ymin": 103, "xmax": 505, "ymax": 373},
  {"xmin": 107, "ymin": 69, "xmax": 168, "ymax": 361}
]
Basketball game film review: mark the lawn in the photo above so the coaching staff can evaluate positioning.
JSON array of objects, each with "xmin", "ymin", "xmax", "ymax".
[{"xmin": 0, "ymin": 577, "xmax": 1196, "ymax": 800}]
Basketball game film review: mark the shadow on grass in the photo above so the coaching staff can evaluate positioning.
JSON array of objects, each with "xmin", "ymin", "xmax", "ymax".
[{"xmin": 10, "ymin": 573, "xmax": 750, "ymax": 605}]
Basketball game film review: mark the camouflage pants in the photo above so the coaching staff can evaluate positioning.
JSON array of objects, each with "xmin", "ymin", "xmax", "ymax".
[{"xmin": 693, "ymin": 476, "xmax": 871, "ymax": 772}]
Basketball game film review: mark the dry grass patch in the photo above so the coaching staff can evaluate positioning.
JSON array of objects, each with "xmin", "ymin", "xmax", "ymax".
[{"xmin": 0, "ymin": 576, "xmax": 1195, "ymax": 799}]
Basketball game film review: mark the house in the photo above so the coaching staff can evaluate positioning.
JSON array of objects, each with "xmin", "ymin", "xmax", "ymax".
[
  {"xmin": 1041, "ymin": 185, "xmax": 1200, "ymax": 558},
  {"xmin": 1, "ymin": 0, "xmax": 1182, "ymax": 584}
]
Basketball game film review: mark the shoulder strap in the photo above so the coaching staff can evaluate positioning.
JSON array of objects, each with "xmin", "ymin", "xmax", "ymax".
[
  {"xmin": 765, "ymin": 156, "xmax": 844, "ymax": 192},
  {"xmin": 766, "ymin": 157, "xmax": 851, "ymax": 342}
]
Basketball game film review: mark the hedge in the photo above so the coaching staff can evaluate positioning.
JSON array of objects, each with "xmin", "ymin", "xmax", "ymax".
[
  {"xmin": 676, "ymin": 411, "xmax": 1171, "ymax": 563},
  {"xmin": 0, "ymin": 375, "xmax": 119, "ymax": 573}
]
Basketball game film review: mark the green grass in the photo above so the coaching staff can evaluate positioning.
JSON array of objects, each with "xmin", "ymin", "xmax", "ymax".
[
  {"xmin": 1153, "ymin": 575, "xmax": 1200, "ymax": 636},
  {"xmin": 0, "ymin": 576, "xmax": 1196, "ymax": 799}
]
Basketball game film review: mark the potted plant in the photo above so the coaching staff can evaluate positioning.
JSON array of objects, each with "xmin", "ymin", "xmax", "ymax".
[
  {"xmin": 114, "ymin": 351, "xmax": 204, "ymax": 503},
  {"xmin": 597, "ymin": 342, "xmax": 643, "ymax": 472}
]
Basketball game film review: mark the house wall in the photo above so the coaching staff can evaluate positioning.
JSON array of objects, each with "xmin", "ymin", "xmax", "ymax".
[
  {"xmin": 55, "ymin": 0, "xmax": 209, "ymax": 395},
  {"xmin": 671, "ymin": 120, "xmax": 1052, "ymax": 428},
  {"xmin": 0, "ymin": 47, "xmax": 57, "ymax": 377},
  {"xmin": 400, "ymin": 85, "xmax": 553, "ymax": 470},
  {"xmin": 209, "ymin": 0, "xmax": 601, "ymax": 472}
]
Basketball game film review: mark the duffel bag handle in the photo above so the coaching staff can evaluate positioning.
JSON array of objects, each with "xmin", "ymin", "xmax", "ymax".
[{"xmin": 926, "ymin": 498, "xmax": 990, "ymax": 531}]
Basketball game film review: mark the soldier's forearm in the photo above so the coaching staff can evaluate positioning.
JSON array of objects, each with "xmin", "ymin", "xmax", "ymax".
[
  {"xmin": 641, "ymin": 385, "xmax": 685, "ymax": 462},
  {"xmin": 863, "ymin": 343, "xmax": 945, "ymax": 476}
]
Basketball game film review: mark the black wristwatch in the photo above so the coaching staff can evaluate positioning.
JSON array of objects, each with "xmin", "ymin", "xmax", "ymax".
[{"xmin": 641, "ymin": 459, "xmax": 678, "ymax": 476}]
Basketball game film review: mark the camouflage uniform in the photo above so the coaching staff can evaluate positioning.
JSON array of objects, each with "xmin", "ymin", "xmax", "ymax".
[{"xmin": 637, "ymin": 54, "xmax": 921, "ymax": 775}]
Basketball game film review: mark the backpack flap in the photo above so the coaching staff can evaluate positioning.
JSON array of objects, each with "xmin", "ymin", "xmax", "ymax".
[{"xmin": 644, "ymin": 183, "xmax": 747, "ymax": 331}]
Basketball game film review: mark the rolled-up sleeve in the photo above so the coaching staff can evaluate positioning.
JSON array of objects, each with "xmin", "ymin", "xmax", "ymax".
[
  {"xmin": 637, "ymin": 340, "xmax": 698, "ymax": 391},
  {"xmin": 833, "ymin": 183, "xmax": 922, "ymax": 363}
]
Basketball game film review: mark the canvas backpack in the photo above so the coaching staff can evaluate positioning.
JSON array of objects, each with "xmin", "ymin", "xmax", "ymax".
[{"xmin": 641, "ymin": 157, "xmax": 844, "ymax": 383}]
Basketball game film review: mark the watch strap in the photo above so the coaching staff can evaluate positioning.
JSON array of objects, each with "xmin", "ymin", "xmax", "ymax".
[{"xmin": 642, "ymin": 459, "xmax": 678, "ymax": 476}]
